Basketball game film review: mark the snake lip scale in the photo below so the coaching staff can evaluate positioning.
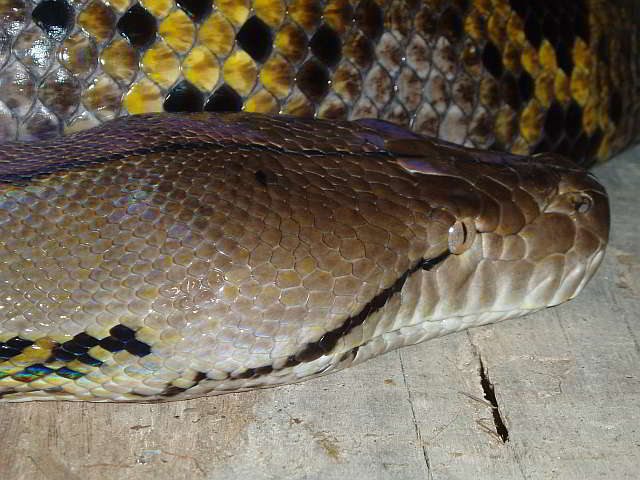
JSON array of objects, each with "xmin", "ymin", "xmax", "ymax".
[{"xmin": 0, "ymin": 112, "xmax": 609, "ymax": 402}]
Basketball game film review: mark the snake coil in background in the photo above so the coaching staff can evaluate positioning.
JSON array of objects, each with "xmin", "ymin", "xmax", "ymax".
[{"xmin": 0, "ymin": 0, "xmax": 638, "ymax": 165}]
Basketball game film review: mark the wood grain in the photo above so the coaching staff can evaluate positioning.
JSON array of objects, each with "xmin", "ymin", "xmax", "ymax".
[{"xmin": 1, "ymin": 146, "xmax": 638, "ymax": 480}]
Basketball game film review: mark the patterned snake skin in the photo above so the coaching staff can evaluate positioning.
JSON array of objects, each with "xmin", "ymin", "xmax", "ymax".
[
  {"xmin": 0, "ymin": 113, "xmax": 609, "ymax": 401},
  {"xmin": 0, "ymin": 0, "xmax": 627, "ymax": 401},
  {"xmin": 0, "ymin": 0, "xmax": 638, "ymax": 165}
]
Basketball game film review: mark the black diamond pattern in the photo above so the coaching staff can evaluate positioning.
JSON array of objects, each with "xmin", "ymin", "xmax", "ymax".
[
  {"xmin": 509, "ymin": 0, "xmax": 529, "ymax": 19},
  {"xmin": 518, "ymin": 70, "xmax": 534, "ymax": 102},
  {"xmin": 524, "ymin": 14, "xmax": 542, "ymax": 48},
  {"xmin": 0, "ymin": 325, "xmax": 152, "ymax": 388},
  {"xmin": 32, "ymin": 0, "xmax": 74, "ymax": 41},
  {"xmin": 176, "ymin": 0, "xmax": 213, "ymax": 22},
  {"xmin": 482, "ymin": 41, "xmax": 503, "ymax": 78},
  {"xmin": 50, "ymin": 348, "xmax": 76, "ymax": 362},
  {"xmin": 117, "ymin": 4, "xmax": 157, "ymax": 48},
  {"xmin": 205, "ymin": 85, "xmax": 243, "ymax": 112},
  {"xmin": 99, "ymin": 336, "xmax": 125, "ymax": 353},
  {"xmin": 6, "ymin": 337, "xmax": 35, "ymax": 350},
  {"xmin": 310, "ymin": 24, "xmax": 342, "ymax": 67},
  {"xmin": 555, "ymin": 41, "xmax": 573, "ymax": 74},
  {"xmin": 78, "ymin": 353, "xmax": 103, "ymax": 367},
  {"xmin": 61, "ymin": 340, "xmax": 89, "ymax": 355},
  {"xmin": 587, "ymin": 129, "xmax": 603, "ymax": 162},
  {"xmin": 0, "ymin": 345, "xmax": 22, "ymax": 359},
  {"xmin": 440, "ymin": 7, "xmax": 463, "ymax": 39},
  {"xmin": 609, "ymin": 91, "xmax": 622, "ymax": 124},
  {"xmin": 542, "ymin": 15, "xmax": 559, "ymax": 46},
  {"xmin": 72, "ymin": 332, "xmax": 100, "ymax": 348},
  {"xmin": 555, "ymin": 137, "xmax": 572, "ymax": 156},
  {"xmin": 356, "ymin": 0, "xmax": 384, "ymax": 41},
  {"xmin": 597, "ymin": 36, "xmax": 609, "ymax": 65},
  {"xmin": 110, "ymin": 324, "xmax": 135, "ymax": 341},
  {"xmin": 501, "ymin": 73, "xmax": 520, "ymax": 110},
  {"xmin": 559, "ymin": 12, "xmax": 576, "ymax": 47},
  {"xmin": 14, "ymin": 364, "xmax": 54, "ymax": 382},
  {"xmin": 236, "ymin": 16, "xmax": 273, "ymax": 63},
  {"xmin": 565, "ymin": 101, "xmax": 582, "ymax": 139},
  {"xmin": 164, "ymin": 80, "xmax": 204, "ymax": 112},
  {"xmin": 51, "ymin": 332, "xmax": 102, "ymax": 363},
  {"xmin": 92, "ymin": 324, "xmax": 152, "ymax": 357},
  {"xmin": 543, "ymin": 102, "xmax": 564, "ymax": 142},
  {"xmin": 25, "ymin": 364, "xmax": 54, "ymax": 375},
  {"xmin": 575, "ymin": 10, "xmax": 589, "ymax": 42},
  {"xmin": 56, "ymin": 367, "xmax": 84, "ymax": 379},
  {"xmin": 51, "ymin": 331, "xmax": 102, "ymax": 365},
  {"xmin": 533, "ymin": 138, "xmax": 553, "ymax": 155},
  {"xmin": 297, "ymin": 60, "xmax": 330, "ymax": 102},
  {"xmin": 573, "ymin": 134, "xmax": 589, "ymax": 161},
  {"xmin": 125, "ymin": 339, "xmax": 152, "ymax": 357}
]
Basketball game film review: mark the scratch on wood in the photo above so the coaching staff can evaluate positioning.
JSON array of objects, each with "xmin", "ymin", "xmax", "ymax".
[
  {"xmin": 130, "ymin": 424, "xmax": 152, "ymax": 431},
  {"xmin": 399, "ymin": 351, "xmax": 433, "ymax": 479},
  {"xmin": 458, "ymin": 390, "xmax": 494, "ymax": 408}
]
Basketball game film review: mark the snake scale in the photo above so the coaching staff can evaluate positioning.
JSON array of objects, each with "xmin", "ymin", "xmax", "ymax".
[{"xmin": 0, "ymin": 0, "xmax": 633, "ymax": 401}]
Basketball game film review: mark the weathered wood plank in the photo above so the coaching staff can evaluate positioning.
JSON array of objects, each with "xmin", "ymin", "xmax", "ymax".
[{"xmin": 1, "ymin": 147, "xmax": 638, "ymax": 480}]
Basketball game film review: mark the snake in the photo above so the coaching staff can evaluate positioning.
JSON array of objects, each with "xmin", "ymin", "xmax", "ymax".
[{"xmin": 0, "ymin": 0, "xmax": 634, "ymax": 401}]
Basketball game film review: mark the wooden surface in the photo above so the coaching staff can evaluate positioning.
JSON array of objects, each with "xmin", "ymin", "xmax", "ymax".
[{"xmin": 1, "ymin": 147, "xmax": 638, "ymax": 480}]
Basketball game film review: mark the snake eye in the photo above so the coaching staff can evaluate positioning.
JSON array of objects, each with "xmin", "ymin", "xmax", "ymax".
[
  {"xmin": 572, "ymin": 193, "xmax": 593, "ymax": 213},
  {"xmin": 448, "ymin": 219, "xmax": 476, "ymax": 254}
]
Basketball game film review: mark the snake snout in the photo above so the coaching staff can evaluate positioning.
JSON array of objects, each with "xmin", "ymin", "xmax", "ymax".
[
  {"xmin": 526, "ymin": 169, "xmax": 611, "ymax": 306},
  {"xmin": 555, "ymin": 171, "xmax": 610, "ymax": 246}
]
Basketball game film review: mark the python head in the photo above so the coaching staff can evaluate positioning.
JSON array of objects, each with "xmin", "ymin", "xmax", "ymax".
[
  {"xmin": 381, "ymin": 141, "xmax": 611, "ymax": 346},
  {"xmin": 0, "ymin": 114, "xmax": 611, "ymax": 400}
]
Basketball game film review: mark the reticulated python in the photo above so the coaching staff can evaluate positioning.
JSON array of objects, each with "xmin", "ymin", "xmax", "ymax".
[{"xmin": 0, "ymin": 0, "xmax": 633, "ymax": 401}]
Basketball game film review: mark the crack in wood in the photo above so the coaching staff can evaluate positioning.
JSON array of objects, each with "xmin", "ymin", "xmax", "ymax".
[
  {"xmin": 477, "ymin": 354, "xmax": 510, "ymax": 443},
  {"xmin": 399, "ymin": 352, "xmax": 433, "ymax": 478}
]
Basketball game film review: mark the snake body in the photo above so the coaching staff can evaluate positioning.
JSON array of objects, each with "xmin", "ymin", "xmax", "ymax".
[
  {"xmin": 0, "ymin": 113, "xmax": 609, "ymax": 401},
  {"xmin": 0, "ymin": 0, "xmax": 638, "ymax": 165},
  {"xmin": 0, "ymin": 0, "xmax": 627, "ymax": 401}
]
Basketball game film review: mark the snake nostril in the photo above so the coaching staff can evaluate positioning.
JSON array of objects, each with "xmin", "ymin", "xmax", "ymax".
[
  {"xmin": 573, "ymin": 193, "xmax": 593, "ymax": 213},
  {"xmin": 448, "ymin": 218, "xmax": 476, "ymax": 254}
]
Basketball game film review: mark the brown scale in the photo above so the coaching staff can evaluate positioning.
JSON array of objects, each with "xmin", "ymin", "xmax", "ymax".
[{"xmin": 0, "ymin": 0, "xmax": 638, "ymax": 165}]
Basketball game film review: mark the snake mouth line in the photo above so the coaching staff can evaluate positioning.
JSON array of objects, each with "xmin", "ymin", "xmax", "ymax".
[
  {"xmin": 161, "ymin": 281, "xmax": 545, "ymax": 399},
  {"xmin": 155, "ymin": 250, "xmax": 452, "ymax": 398},
  {"xmin": 157, "ymin": 250, "xmax": 452, "ymax": 398},
  {"xmin": 223, "ymin": 250, "xmax": 453, "ymax": 381}
]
